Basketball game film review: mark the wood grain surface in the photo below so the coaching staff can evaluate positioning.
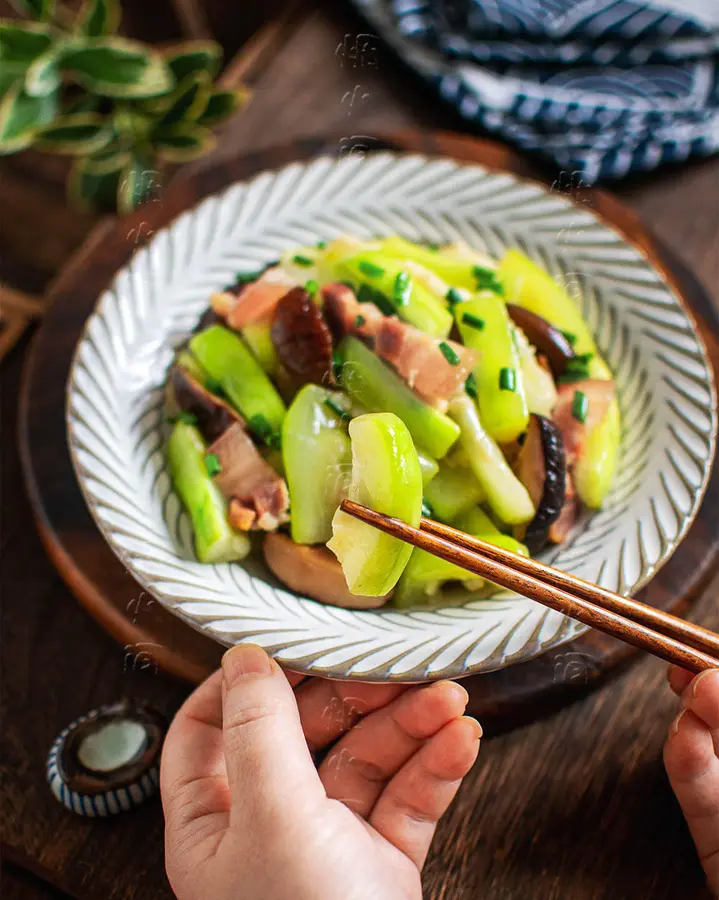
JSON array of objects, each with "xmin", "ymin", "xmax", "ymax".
[{"xmin": 2, "ymin": 4, "xmax": 718, "ymax": 899}]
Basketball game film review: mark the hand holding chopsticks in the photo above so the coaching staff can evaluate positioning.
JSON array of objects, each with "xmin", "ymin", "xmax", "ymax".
[{"xmin": 340, "ymin": 500, "xmax": 719, "ymax": 674}]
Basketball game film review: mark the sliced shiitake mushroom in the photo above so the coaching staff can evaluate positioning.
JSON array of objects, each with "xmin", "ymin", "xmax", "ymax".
[
  {"xmin": 271, "ymin": 287, "xmax": 334, "ymax": 389},
  {"xmin": 170, "ymin": 366, "xmax": 243, "ymax": 443},
  {"xmin": 263, "ymin": 532, "xmax": 390, "ymax": 609},
  {"xmin": 514, "ymin": 413, "xmax": 566, "ymax": 553},
  {"xmin": 506, "ymin": 304, "xmax": 575, "ymax": 377}
]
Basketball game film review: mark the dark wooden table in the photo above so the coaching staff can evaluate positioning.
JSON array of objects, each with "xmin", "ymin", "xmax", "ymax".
[{"xmin": 2, "ymin": 4, "xmax": 718, "ymax": 898}]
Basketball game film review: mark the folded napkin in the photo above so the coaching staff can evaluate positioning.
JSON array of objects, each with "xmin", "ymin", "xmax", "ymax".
[{"xmin": 352, "ymin": 0, "xmax": 719, "ymax": 181}]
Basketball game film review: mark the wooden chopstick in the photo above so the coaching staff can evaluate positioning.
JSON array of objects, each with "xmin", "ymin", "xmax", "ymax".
[
  {"xmin": 420, "ymin": 517, "xmax": 719, "ymax": 661},
  {"xmin": 340, "ymin": 500, "xmax": 719, "ymax": 674}
]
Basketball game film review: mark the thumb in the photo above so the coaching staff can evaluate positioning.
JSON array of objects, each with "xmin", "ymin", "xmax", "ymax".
[{"xmin": 221, "ymin": 644, "xmax": 323, "ymax": 826}]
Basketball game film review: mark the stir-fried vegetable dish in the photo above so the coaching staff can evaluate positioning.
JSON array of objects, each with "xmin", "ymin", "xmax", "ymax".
[{"xmin": 164, "ymin": 235, "xmax": 620, "ymax": 608}]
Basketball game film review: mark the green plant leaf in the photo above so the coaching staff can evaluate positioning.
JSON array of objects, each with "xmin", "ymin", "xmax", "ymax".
[
  {"xmin": 164, "ymin": 40, "xmax": 221, "ymax": 82},
  {"xmin": 68, "ymin": 154, "xmax": 121, "ymax": 212},
  {"xmin": 24, "ymin": 42, "xmax": 73, "ymax": 96},
  {"xmin": 0, "ymin": 69, "xmax": 21, "ymax": 101},
  {"xmin": 34, "ymin": 112, "xmax": 113, "ymax": 154},
  {"xmin": 77, "ymin": 0, "xmax": 121, "ymax": 37},
  {"xmin": 9, "ymin": 0, "xmax": 55, "ymax": 22},
  {"xmin": 152, "ymin": 123, "xmax": 215, "ymax": 162},
  {"xmin": 196, "ymin": 87, "xmax": 248, "ymax": 127},
  {"xmin": 157, "ymin": 71, "xmax": 210, "ymax": 127},
  {"xmin": 62, "ymin": 37, "xmax": 173, "ymax": 98},
  {"xmin": 85, "ymin": 141, "xmax": 130, "ymax": 173},
  {"xmin": 0, "ymin": 81, "xmax": 58, "ymax": 153},
  {"xmin": 0, "ymin": 20, "xmax": 52, "ymax": 66},
  {"xmin": 117, "ymin": 153, "xmax": 158, "ymax": 214}
]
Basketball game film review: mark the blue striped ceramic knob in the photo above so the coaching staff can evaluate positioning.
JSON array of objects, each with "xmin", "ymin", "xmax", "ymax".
[{"xmin": 47, "ymin": 700, "xmax": 166, "ymax": 817}]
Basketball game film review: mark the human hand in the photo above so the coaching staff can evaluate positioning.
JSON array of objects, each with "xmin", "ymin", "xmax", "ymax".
[
  {"xmin": 664, "ymin": 666, "xmax": 719, "ymax": 896},
  {"xmin": 161, "ymin": 644, "xmax": 481, "ymax": 900}
]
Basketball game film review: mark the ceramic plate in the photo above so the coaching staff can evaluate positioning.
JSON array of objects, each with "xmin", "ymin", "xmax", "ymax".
[{"xmin": 67, "ymin": 153, "xmax": 717, "ymax": 681}]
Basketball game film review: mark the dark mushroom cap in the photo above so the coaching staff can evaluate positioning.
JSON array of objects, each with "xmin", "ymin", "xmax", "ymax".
[
  {"xmin": 515, "ymin": 414, "xmax": 567, "ymax": 553},
  {"xmin": 171, "ymin": 365, "xmax": 243, "ymax": 443},
  {"xmin": 271, "ymin": 288, "xmax": 334, "ymax": 389},
  {"xmin": 506, "ymin": 304, "xmax": 575, "ymax": 377}
]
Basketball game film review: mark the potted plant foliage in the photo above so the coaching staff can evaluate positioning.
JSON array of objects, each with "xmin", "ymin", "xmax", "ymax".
[{"xmin": 0, "ymin": 0, "xmax": 247, "ymax": 213}]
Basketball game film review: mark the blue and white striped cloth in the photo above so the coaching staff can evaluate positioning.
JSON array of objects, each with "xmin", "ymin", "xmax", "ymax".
[{"xmin": 352, "ymin": 0, "xmax": 719, "ymax": 181}]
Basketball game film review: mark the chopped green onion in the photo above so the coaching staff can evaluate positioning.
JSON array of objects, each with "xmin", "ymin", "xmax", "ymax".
[
  {"xmin": 461, "ymin": 311, "xmax": 486, "ymax": 330},
  {"xmin": 340, "ymin": 281, "xmax": 356, "ymax": 292},
  {"xmin": 324, "ymin": 397, "xmax": 351, "ymax": 420},
  {"xmin": 421, "ymin": 499, "xmax": 434, "ymax": 518},
  {"xmin": 561, "ymin": 330, "xmax": 578, "ymax": 346},
  {"xmin": 357, "ymin": 283, "xmax": 394, "ymax": 316},
  {"xmin": 316, "ymin": 240, "xmax": 327, "ymax": 249},
  {"xmin": 446, "ymin": 287, "xmax": 463, "ymax": 307},
  {"xmin": 235, "ymin": 270, "xmax": 262, "ymax": 285},
  {"xmin": 499, "ymin": 367, "xmax": 516, "ymax": 392},
  {"xmin": 439, "ymin": 341, "xmax": 461, "ymax": 366},
  {"xmin": 332, "ymin": 350, "xmax": 343, "ymax": 381},
  {"xmin": 205, "ymin": 377, "xmax": 224, "ymax": 396},
  {"xmin": 266, "ymin": 431, "xmax": 282, "ymax": 451},
  {"xmin": 293, "ymin": 254, "xmax": 314, "ymax": 267},
  {"xmin": 359, "ymin": 260, "xmax": 385, "ymax": 279},
  {"xmin": 473, "ymin": 266, "xmax": 504, "ymax": 295},
  {"xmin": 393, "ymin": 271, "xmax": 411, "ymax": 306},
  {"xmin": 465, "ymin": 372, "xmax": 478, "ymax": 399},
  {"xmin": 354, "ymin": 314, "xmax": 366, "ymax": 327},
  {"xmin": 572, "ymin": 390, "xmax": 589, "ymax": 423},
  {"xmin": 204, "ymin": 453, "xmax": 221, "ymax": 477},
  {"xmin": 571, "ymin": 352, "xmax": 594, "ymax": 365},
  {"xmin": 304, "ymin": 279, "xmax": 319, "ymax": 296},
  {"xmin": 176, "ymin": 411, "xmax": 198, "ymax": 426},
  {"xmin": 249, "ymin": 413, "xmax": 280, "ymax": 448},
  {"xmin": 558, "ymin": 371, "xmax": 588, "ymax": 385}
]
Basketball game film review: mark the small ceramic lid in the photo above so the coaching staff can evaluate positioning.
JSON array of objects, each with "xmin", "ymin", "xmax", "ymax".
[{"xmin": 47, "ymin": 700, "xmax": 166, "ymax": 817}]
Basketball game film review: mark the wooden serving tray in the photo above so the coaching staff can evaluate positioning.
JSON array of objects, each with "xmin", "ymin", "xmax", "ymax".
[{"xmin": 19, "ymin": 131, "xmax": 719, "ymax": 732}]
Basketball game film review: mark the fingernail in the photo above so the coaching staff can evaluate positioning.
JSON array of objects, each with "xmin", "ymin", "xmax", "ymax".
[
  {"xmin": 222, "ymin": 643, "xmax": 273, "ymax": 680},
  {"xmin": 692, "ymin": 668, "xmax": 719, "ymax": 699},
  {"xmin": 434, "ymin": 680, "xmax": 469, "ymax": 705},
  {"xmin": 670, "ymin": 709, "xmax": 686, "ymax": 737},
  {"xmin": 461, "ymin": 715, "xmax": 483, "ymax": 740}
]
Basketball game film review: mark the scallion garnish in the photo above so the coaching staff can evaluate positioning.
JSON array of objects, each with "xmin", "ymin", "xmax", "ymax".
[
  {"xmin": 393, "ymin": 271, "xmax": 411, "ymax": 306},
  {"xmin": 439, "ymin": 341, "xmax": 461, "ymax": 366},
  {"xmin": 204, "ymin": 453, "xmax": 221, "ymax": 477},
  {"xmin": 465, "ymin": 372, "xmax": 478, "ymax": 399},
  {"xmin": 473, "ymin": 266, "xmax": 504, "ymax": 294},
  {"xmin": 325, "ymin": 397, "xmax": 351, "ymax": 420},
  {"xmin": 359, "ymin": 260, "xmax": 385, "ymax": 279},
  {"xmin": 358, "ymin": 283, "xmax": 394, "ymax": 316},
  {"xmin": 176, "ymin": 411, "xmax": 198, "ymax": 426},
  {"xmin": 332, "ymin": 350, "xmax": 343, "ymax": 381},
  {"xmin": 235, "ymin": 270, "xmax": 263, "ymax": 285},
  {"xmin": 316, "ymin": 240, "xmax": 327, "ymax": 249},
  {"xmin": 572, "ymin": 390, "xmax": 589, "ymax": 423},
  {"xmin": 249, "ymin": 413, "xmax": 280, "ymax": 448},
  {"xmin": 461, "ymin": 311, "xmax": 485, "ymax": 330},
  {"xmin": 446, "ymin": 287, "xmax": 463, "ymax": 307},
  {"xmin": 304, "ymin": 279, "xmax": 319, "ymax": 296},
  {"xmin": 354, "ymin": 314, "xmax": 366, "ymax": 327},
  {"xmin": 499, "ymin": 367, "xmax": 516, "ymax": 392},
  {"xmin": 293, "ymin": 254, "xmax": 314, "ymax": 267},
  {"xmin": 561, "ymin": 330, "xmax": 578, "ymax": 346},
  {"xmin": 205, "ymin": 377, "xmax": 224, "ymax": 395}
]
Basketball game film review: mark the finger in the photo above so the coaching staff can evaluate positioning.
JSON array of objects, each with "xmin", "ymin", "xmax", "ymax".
[
  {"xmin": 369, "ymin": 716, "xmax": 481, "ymax": 870},
  {"xmin": 161, "ymin": 670, "xmax": 229, "ymax": 855},
  {"xmin": 221, "ymin": 644, "xmax": 324, "ymax": 830},
  {"xmin": 686, "ymin": 669, "xmax": 719, "ymax": 732},
  {"xmin": 663, "ymin": 708, "xmax": 719, "ymax": 894},
  {"xmin": 295, "ymin": 678, "xmax": 408, "ymax": 753},
  {"xmin": 668, "ymin": 665, "xmax": 693, "ymax": 697},
  {"xmin": 319, "ymin": 681, "xmax": 468, "ymax": 816}
]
